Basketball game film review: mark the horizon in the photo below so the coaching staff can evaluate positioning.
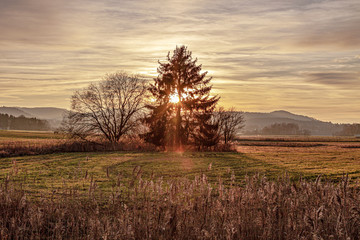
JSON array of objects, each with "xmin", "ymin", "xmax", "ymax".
[
  {"xmin": 1, "ymin": 105, "xmax": 358, "ymax": 125},
  {"xmin": 1, "ymin": 0, "xmax": 359, "ymax": 123}
]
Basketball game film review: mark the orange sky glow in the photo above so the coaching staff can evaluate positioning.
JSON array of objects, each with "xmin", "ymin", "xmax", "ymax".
[{"xmin": 0, "ymin": 0, "xmax": 359, "ymax": 123}]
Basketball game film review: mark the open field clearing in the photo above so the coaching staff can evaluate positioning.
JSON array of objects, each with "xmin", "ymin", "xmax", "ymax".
[
  {"xmin": 0, "ymin": 132, "xmax": 359, "ymax": 196},
  {"xmin": 0, "ymin": 130, "xmax": 62, "ymax": 141},
  {"xmin": 0, "ymin": 130, "xmax": 65, "ymax": 157},
  {"xmin": 1, "ymin": 152, "xmax": 285, "ymax": 196},
  {"xmin": 1, "ymin": 149, "xmax": 360, "ymax": 196},
  {"xmin": 1, "ymin": 135, "xmax": 360, "ymax": 239},
  {"xmin": 237, "ymin": 136, "xmax": 360, "ymax": 182},
  {"xmin": 1, "ymin": 130, "xmax": 359, "ymax": 239}
]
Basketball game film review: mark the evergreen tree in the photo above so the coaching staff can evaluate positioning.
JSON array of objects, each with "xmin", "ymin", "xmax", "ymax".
[
  {"xmin": 144, "ymin": 46, "xmax": 220, "ymax": 149},
  {"xmin": 193, "ymin": 110, "xmax": 220, "ymax": 150}
]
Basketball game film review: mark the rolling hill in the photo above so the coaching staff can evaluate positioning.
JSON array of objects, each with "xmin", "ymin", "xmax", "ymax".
[
  {"xmin": 243, "ymin": 110, "xmax": 342, "ymax": 136},
  {"xmin": 0, "ymin": 107, "xmax": 68, "ymax": 128},
  {"xmin": 0, "ymin": 107, "xmax": 345, "ymax": 135},
  {"xmin": 0, "ymin": 107, "xmax": 34, "ymax": 118}
]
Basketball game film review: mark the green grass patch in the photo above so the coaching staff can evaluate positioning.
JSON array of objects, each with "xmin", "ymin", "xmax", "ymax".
[
  {"xmin": 1, "ymin": 151, "xmax": 292, "ymax": 196},
  {"xmin": 0, "ymin": 130, "xmax": 62, "ymax": 139},
  {"xmin": 4, "ymin": 149, "xmax": 355, "ymax": 197},
  {"xmin": 1, "ymin": 132, "xmax": 360, "ymax": 197}
]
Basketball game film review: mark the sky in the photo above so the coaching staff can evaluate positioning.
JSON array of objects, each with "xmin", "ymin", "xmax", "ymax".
[{"xmin": 0, "ymin": 0, "xmax": 359, "ymax": 123}]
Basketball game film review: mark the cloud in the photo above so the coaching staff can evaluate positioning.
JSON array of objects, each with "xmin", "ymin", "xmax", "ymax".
[
  {"xmin": 0, "ymin": 0, "xmax": 360, "ymax": 122},
  {"xmin": 0, "ymin": 0, "xmax": 64, "ymax": 44},
  {"xmin": 287, "ymin": 0, "xmax": 360, "ymax": 50},
  {"xmin": 296, "ymin": 19, "xmax": 360, "ymax": 50},
  {"xmin": 304, "ymin": 72, "xmax": 360, "ymax": 86}
]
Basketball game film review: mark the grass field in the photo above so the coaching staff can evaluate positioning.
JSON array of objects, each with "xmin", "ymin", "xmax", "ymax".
[
  {"xmin": 0, "ymin": 130, "xmax": 64, "ymax": 157},
  {"xmin": 1, "ymin": 151, "xmax": 282, "ymax": 196},
  {"xmin": 0, "ymin": 130, "xmax": 62, "ymax": 142},
  {"xmin": 1, "ymin": 130, "xmax": 360, "ymax": 196},
  {"xmin": 1, "ymin": 131, "xmax": 360, "ymax": 239},
  {"xmin": 237, "ymin": 136, "xmax": 360, "ymax": 181}
]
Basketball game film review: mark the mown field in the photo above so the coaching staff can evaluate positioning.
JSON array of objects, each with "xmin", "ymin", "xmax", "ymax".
[
  {"xmin": 1, "ymin": 130, "xmax": 360, "ymax": 196},
  {"xmin": 1, "ymin": 130, "xmax": 360, "ymax": 239},
  {"xmin": 237, "ymin": 135, "xmax": 360, "ymax": 182}
]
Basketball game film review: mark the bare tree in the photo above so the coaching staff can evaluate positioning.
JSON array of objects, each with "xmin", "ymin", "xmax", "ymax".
[
  {"xmin": 217, "ymin": 107, "xmax": 245, "ymax": 144},
  {"xmin": 62, "ymin": 72, "xmax": 148, "ymax": 143}
]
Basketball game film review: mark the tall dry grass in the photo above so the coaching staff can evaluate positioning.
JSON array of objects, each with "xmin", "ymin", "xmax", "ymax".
[
  {"xmin": 0, "ymin": 170, "xmax": 359, "ymax": 239},
  {"xmin": 0, "ymin": 139, "xmax": 236, "ymax": 158},
  {"xmin": 0, "ymin": 138, "xmax": 158, "ymax": 158}
]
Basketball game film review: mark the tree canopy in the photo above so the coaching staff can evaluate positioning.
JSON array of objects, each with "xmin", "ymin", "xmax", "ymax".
[
  {"xmin": 216, "ymin": 107, "xmax": 244, "ymax": 144},
  {"xmin": 143, "ymin": 46, "xmax": 220, "ymax": 150},
  {"xmin": 63, "ymin": 72, "xmax": 148, "ymax": 143}
]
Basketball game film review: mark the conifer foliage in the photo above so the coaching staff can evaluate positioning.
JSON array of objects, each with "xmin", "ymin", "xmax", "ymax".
[{"xmin": 143, "ymin": 46, "xmax": 220, "ymax": 149}]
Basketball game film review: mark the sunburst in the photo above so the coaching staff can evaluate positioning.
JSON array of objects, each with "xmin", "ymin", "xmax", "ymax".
[{"xmin": 169, "ymin": 90, "xmax": 180, "ymax": 103}]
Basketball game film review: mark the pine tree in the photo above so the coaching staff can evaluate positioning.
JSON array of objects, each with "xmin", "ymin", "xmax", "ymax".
[
  {"xmin": 143, "ymin": 46, "xmax": 220, "ymax": 149},
  {"xmin": 193, "ymin": 110, "xmax": 220, "ymax": 150}
]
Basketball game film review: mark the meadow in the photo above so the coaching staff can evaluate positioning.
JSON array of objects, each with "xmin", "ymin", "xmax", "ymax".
[
  {"xmin": 1, "ymin": 130, "xmax": 360, "ymax": 195},
  {"xmin": 1, "ymin": 130, "xmax": 360, "ymax": 239}
]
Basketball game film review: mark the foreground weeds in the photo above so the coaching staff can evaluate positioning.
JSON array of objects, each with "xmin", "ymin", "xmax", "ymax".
[
  {"xmin": 0, "ymin": 171, "xmax": 359, "ymax": 240},
  {"xmin": 0, "ymin": 138, "xmax": 158, "ymax": 158},
  {"xmin": 0, "ymin": 139, "xmax": 235, "ymax": 158}
]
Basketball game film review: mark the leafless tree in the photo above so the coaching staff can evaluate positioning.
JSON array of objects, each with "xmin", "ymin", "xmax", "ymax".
[
  {"xmin": 216, "ymin": 107, "xmax": 245, "ymax": 144},
  {"xmin": 62, "ymin": 72, "xmax": 148, "ymax": 143}
]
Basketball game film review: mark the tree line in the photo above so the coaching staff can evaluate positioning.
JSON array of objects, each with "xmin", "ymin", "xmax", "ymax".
[
  {"xmin": 0, "ymin": 114, "xmax": 50, "ymax": 131},
  {"xmin": 62, "ymin": 46, "xmax": 244, "ymax": 150},
  {"xmin": 335, "ymin": 124, "xmax": 360, "ymax": 136},
  {"xmin": 259, "ymin": 123, "xmax": 310, "ymax": 136}
]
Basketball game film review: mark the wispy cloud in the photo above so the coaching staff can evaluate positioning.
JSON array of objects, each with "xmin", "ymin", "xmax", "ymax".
[
  {"xmin": 305, "ymin": 72, "xmax": 360, "ymax": 86},
  {"xmin": 0, "ymin": 0, "xmax": 359, "ymax": 122}
]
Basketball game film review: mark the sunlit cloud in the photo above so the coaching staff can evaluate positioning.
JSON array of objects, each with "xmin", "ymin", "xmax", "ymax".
[{"xmin": 0, "ymin": 0, "xmax": 359, "ymax": 123}]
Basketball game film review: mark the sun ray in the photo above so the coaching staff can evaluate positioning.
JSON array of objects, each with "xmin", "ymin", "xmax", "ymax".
[{"xmin": 169, "ymin": 90, "xmax": 180, "ymax": 103}]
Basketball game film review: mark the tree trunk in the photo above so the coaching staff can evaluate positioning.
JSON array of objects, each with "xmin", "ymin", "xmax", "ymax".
[
  {"xmin": 175, "ymin": 101, "xmax": 181, "ymax": 149},
  {"xmin": 175, "ymin": 84, "xmax": 182, "ymax": 150}
]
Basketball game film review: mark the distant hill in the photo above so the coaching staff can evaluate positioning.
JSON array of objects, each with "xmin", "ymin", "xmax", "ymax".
[
  {"xmin": 268, "ymin": 110, "xmax": 316, "ymax": 122},
  {"xmin": 244, "ymin": 110, "xmax": 315, "ymax": 123},
  {"xmin": 0, "ymin": 107, "xmax": 346, "ymax": 135},
  {"xmin": 243, "ymin": 110, "xmax": 343, "ymax": 136},
  {"xmin": 0, "ymin": 107, "xmax": 68, "ymax": 128},
  {"xmin": 0, "ymin": 107, "xmax": 34, "ymax": 118},
  {"xmin": 18, "ymin": 107, "xmax": 68, "ymax": 120}
]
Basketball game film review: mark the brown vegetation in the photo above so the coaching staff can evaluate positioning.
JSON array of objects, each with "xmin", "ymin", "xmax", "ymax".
[
  {"xmin": 216, "ymin": 107, "xmax": 244, "ymax": 144},
  {"xmin": 63, "ymin": 72, "xmax": 148, "ymax": 143},
  {"xmin": 0, "ymin": 171, "xmax": 359, "ymax": 239},
  {"xmin": 238, "ymin": 141, "xmax": 325, "ymax": 147},
  {"xmin": 0, "ymin": 137, "xmax": 157, "ymax": 158},
  {"xmin": 0, "ymin": 138, "xmax": 238, "ymax": 158}
]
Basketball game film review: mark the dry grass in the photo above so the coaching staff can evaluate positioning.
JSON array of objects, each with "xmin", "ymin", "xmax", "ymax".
[
  {"xmin": 237, "ymin": 135, "xmax": 360, "ymax": 142},
  {"xmin": 238, "ymin": 141, "xmax": 325, "ymax": 147},
  {"xmin": 237, "ymin": 137, "xmax": 360, "ymax": 181},
  {"xmin": 1, "ymin": 132, "xmax": 360, "ymax": 239},
  {"xmin": 0, "ymin": 170, "xmax": 359, "ymax": 240},
  {"xmin": 0, "ymin": 137, "xmax": 158, "ymax": 158},
  {"xmin": 0, "ymin": 129, "xmax": 233, "ymax": 158}
]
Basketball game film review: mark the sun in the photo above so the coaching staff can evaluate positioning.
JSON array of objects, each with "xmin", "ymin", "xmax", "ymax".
[
  {"xmin": 169, "ymin": 88, "xmax": 193, "ymax": 104},
  {"xmin": 169, "ymin": 91, "xmax": 180, "ymax": 103}
]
